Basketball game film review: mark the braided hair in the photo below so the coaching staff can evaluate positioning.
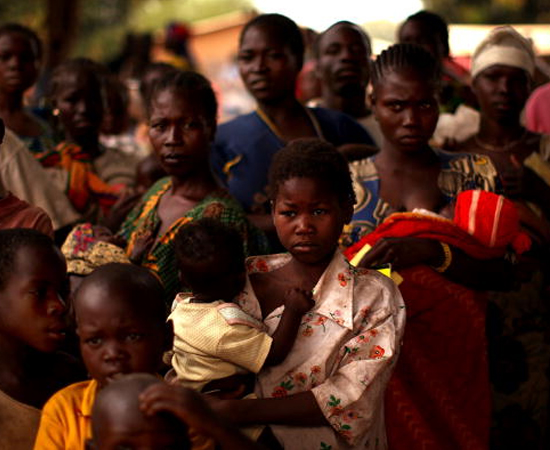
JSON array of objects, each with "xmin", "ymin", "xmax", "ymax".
[{"xmin": 370, "ymin": 43, "xmax": 440, "ymax": 90}]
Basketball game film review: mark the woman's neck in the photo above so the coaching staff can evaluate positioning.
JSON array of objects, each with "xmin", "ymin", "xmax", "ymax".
[
  {"xmin": 477, "ymin": 116, "xmax": 526, "ymax": 146},
  {"xmin": 322, "ymin": 89, "xmax": 368, "ymax": 119},
  {"xmin": 257, "ymin": 97, "xmax": 305, "ymax": 123},
  {"xmin": 378, "ymin": 143, "xmax": 437, "ymax": 169},
  {"xmin": 170, "ymin": 168, "xmax": 218, "ymax": 199}
]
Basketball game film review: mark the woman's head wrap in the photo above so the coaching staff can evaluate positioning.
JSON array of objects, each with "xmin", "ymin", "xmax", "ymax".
[{"xmin": 471, "ymin": 26, "xmax": 535, "ymax": 79}]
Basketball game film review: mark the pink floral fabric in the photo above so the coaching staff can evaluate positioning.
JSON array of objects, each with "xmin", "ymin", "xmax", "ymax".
[{"xmin": 237, "ymin": 251, "xmax": 406, "ymax": 449}]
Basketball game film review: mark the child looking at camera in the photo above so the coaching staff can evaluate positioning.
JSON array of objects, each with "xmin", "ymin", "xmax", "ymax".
[
  {"xmin": 206, "ymin": 139, "xmax": 406, "ymax": 450},
  {"xmin": 34, "ymin": 263, "xmax": 173, "ymax": 449},
  {"xmin": 168, "ymin": 218, "xmax": 313, "ymax": 393}
]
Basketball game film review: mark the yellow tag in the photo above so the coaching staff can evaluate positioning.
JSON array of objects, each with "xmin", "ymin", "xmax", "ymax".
[{"xmin": 349, "ymin": 243, "xmax": 402, "ymax": 285}]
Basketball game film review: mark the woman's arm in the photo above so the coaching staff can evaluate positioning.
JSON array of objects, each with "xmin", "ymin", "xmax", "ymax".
[{"xmin": 359, "ymin": 237, "xmax": 516, "ymax": 291}]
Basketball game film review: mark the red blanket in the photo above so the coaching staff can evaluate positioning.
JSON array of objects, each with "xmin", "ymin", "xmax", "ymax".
[{"xmin": 345, "ymin": 214, "xmax": 492, "ymax": 450}]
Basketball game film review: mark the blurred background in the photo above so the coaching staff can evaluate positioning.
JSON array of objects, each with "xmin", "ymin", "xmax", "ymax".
[{"xmin": 2, "ymin": 0, "xmax": 549, "ymax": 120}]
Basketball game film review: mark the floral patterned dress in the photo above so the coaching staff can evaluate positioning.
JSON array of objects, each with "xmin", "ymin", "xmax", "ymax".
[{"xmin": 236, "ymin": 251, "xmax": 406, "ymax": 449}]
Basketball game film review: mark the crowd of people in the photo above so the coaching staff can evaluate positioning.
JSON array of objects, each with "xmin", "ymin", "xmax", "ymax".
[{"xmin": 0, "ymin": 8, "xmax": 549, "ymax": 450}]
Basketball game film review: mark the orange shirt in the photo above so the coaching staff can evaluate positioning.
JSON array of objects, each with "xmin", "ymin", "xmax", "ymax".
[
  {"xmin": 33, "ymin": 379, "xmax": 214, "ymax": 450},
  {"xmin": 33, "ymin": 380, "xmax": 97, "ymax": 449}
]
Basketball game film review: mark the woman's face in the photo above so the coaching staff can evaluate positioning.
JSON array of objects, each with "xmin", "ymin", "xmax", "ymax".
[
  {"xmin": 472, "ymin": 64, "xmax": 531, "ymax": 124},
  {"xmin": 238, "ymin": 25, "xmax": 301, "ymax": 103},
  {"xmin": 54, "ymin": 73, "xmax": 103, "ymax": 142},
  {"xmin": 148, "ymin": 88, "xmax": 214, "ymax": 178},
  {"xmin": 372, "ymin": 68, "xmax": 439, "ymax": 153},
  {"xmin": 0, "ymin": 31, "xmax": 39, "ymax": 94}
]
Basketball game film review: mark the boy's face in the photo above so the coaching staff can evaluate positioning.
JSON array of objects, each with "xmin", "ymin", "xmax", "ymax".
[
  {"xmin": 75, "ymin": 285, "xmax": 168, "ymax": 388},
  {"xmin": 0, "ymin": 244, "xmax": 68, "ymax": 353},
  {"xmin": 93, "ymin": 414, "xmax": 188, "ymax": 450}
]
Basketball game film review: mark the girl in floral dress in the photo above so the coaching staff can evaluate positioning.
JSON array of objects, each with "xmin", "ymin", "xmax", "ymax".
[{"xmin": 209, "ymin": 139, "xmax": 406, "ymax": 450}]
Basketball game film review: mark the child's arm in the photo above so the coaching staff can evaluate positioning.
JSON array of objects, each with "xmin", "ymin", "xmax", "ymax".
[
  {"xmin": 139, "ymin": 383, "xmax": 263, "ymax": 450},
  {"xmin": 264, "ymin": 288, "xmax": 315, "ymax": 366}
]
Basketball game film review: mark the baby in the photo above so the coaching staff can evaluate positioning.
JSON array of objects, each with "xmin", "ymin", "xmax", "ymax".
[{"xmin": 168, "ymin": 218, "xmax": 313, "ymax": 393}]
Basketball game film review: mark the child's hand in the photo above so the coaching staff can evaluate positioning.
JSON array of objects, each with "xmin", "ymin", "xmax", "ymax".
[
  {"xmin": 129, "ymin": 230, "xmax": 155, "ymax": 263},
  {"xmin": 139, "ymin": 383, "xmax": 220, "ymax": 433},
  {"xmin": 284, "ymin": 287, "xmax": 315, "ymax": 315}
]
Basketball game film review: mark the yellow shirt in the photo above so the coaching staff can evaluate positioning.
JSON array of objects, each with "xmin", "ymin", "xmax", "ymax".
[
  {"xmin": 169, "ymin": 295, "xmax": 273, "ymax": 391},
  {"xmin": 33, "ymin": 380, "xmax": 97, "ymax": 449},
  {"xmin": 34, "ymin": 379, "xmax": 214, "ymax": 450}
]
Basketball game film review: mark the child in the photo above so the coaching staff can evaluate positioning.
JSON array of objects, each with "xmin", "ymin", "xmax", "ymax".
[
  {"xmin": 0, "ymin": 229, "xmax": 83, "ymax": 450},
  {"xmin": 207, "ymin": 139, "xmax": 406, "ymax": 450},
  {"xmin": 169, "ymin": 218, "xmax": 314, "ymax": 393},
  {"xmin": 33, "ymin": 263, "xmax": 173, "ymax": 449},
  {"xmin": 90, "ymin": 373, "xmax": 260, "ymax": 450}
]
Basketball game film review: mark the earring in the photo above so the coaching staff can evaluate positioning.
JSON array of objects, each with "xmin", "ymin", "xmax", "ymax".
[{"xmin": 52, "ymin": 108, "xmax": 60, "ymax": 116}]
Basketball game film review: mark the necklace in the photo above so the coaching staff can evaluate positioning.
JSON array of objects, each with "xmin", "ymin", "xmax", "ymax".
[
  {"xmin": 256, "ymin": 106, "xmax": 324, "ymax": 142},
  {"xmin": 474, "ymin": 129, "xmax": 529, "ymax": 153}
]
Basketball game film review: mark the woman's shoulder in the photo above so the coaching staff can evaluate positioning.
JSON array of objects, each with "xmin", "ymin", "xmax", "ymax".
[
  {"xmin": 434, "ymin": 147, "xmax": 496, "ymax": 173},
  {"xmin": 215, "ymin": 111, "xmax": 263, "ymax": 140}
]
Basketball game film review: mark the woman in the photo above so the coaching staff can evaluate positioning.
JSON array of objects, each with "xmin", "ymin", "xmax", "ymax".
[
  {"xmin": 456, "ymin": 26, "xmax": 550, "ymax": 241},
  {"xmin": 455, "ymin": 26, "xmax": 550, "ymax": 449},
  {"xmin": 118, "ymin": 70, "xmax": 268, "ymax": 305},
  {"xmin": 211, "ymin": 14, "xmax": 373, "ymax": 230},
  {"xmin": 346, "ymin": 44, "xmax": 514, "ymax": 450}
]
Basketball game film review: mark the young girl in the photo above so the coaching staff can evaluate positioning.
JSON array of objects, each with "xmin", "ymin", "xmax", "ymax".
[
  {"xmin": 43, "ymin": 58, "xmax": 137, "ymax": 218},
  {"xmin": 209, "ymin": 139, "xmax": 406, "ymax": 450},
  {"xmin": 0, "ymin": 229, "xmax": 83, "ymax": 450}
]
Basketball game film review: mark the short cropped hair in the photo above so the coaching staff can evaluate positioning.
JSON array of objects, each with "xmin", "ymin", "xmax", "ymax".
[
  {"xmin": 371, "ymin": 43, "xmax": 440, "ymax": 89},
  {"xmin": 268, "ymin": 138, "xmax": 356, "ymax": 205},
  {"xmin": 240, "ymin": 14, "xmax": 305, "ymax": 70},
  {"xmin": 0, "ymin": 229, "xmax": 55, "ymax": 291},
  {"xmin": 147, "ymin": 70, "xmax": 217, "ymax": 126},
  {"xmin": 75, "ymin": 263, "xmax": 167, "ymax": 322},
  {"xmin": 0, "ymin": 23, "xmax": 42, "ymax": 60}
]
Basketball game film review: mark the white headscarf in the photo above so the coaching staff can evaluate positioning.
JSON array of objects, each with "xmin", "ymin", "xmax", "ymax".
[{"xmin": 471, "ymin": 26, "xmax": 535, "ymax": 79}]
